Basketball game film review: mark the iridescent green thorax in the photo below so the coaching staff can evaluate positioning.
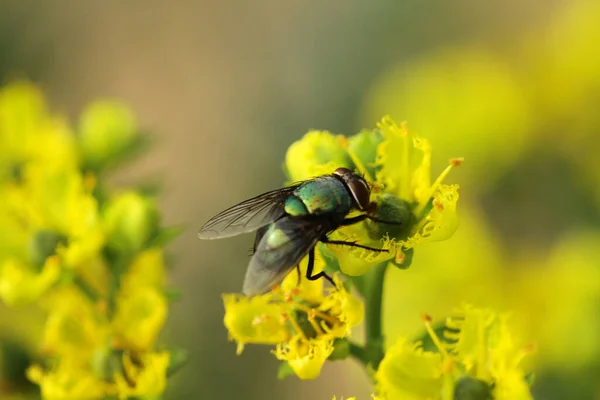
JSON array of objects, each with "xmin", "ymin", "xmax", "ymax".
[{"xmin": 284, "ymin": 176, "xmax": 354, "ymax": 217}]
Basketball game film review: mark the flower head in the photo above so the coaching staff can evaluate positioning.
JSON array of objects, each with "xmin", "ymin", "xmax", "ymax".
[
  {"xmin": 27, "ymin": 361, "xmax": 107, "ymax": 400},
  {"xmin": 0, "ymin": 81, "xmax": 180, "ymax": 398},
  {"xmin": 375, "ymin": 305, "xmax": 534, "ymax": 400},
  {"xmin": 223, "ymin": 268, "xmax": 363, "ymax": 379},
  {"xmin": 285, "ymin": 116, "xmax": 461, "ymax": 275},
  {"xmin": 274, "ymin": 336, "xmax": 334, "ymax": 380},
  {"xmin": 112, "ymin": 351, "xmax": 170, "ymax": 400}
]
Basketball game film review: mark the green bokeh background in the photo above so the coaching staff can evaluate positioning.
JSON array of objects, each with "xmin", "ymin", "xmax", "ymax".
[{"xmin": 1, "ymin": 0, "xmax": 600, "ymax": 398}]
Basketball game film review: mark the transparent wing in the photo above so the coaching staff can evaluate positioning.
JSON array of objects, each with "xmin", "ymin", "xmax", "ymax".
[
  {"xmin": 198, "ymin": 185, "xmax": 300, "ymax": 239},
  {"xmin": 242, "ymin": 217, "xmax": 331, "ymax": 296}
]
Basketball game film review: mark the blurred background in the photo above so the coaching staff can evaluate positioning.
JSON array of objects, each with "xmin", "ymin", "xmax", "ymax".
[{"xmin": 1, "ymin": 0, "xmax": 600, "ymax": 398}]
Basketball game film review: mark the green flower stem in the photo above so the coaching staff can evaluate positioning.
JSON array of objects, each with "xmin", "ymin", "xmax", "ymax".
[
  {"xmin": 348, "ymin": 341, "xmax": 369, "ymax": 367},
  {"xmin": 366, "ymin": 262, "xmax": 387, "ymax": 344},
  {"xmin": 365, "ymin": 262, "xmax": 387, "ymax": 369},
  {"xmin": 352, "ymin": 261, "xmax": 388, "ymax": 370}
]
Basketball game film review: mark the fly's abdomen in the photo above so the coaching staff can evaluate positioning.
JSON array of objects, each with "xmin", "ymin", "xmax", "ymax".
[
  {"xmin": 284, "ymin": 196, "xmax": 309, "ymax": 216},
  {"xmin": 287, "ymin": 176, "xmax": 353, "ymax": 216}
]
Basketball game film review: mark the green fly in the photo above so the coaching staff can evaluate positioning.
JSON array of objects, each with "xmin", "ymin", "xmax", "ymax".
[{"xmin": 198, "ymin": 167, "xmax": 396, "ymax": 296}]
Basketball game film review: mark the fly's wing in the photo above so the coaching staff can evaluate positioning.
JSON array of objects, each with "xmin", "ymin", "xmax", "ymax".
[
  {"xmin": 242, "ymin": 217, "xmax": 331, "ymax": 296},
  {"xmin": 198, "ymin": 185, "xmax": 299, "ymax": 239}
]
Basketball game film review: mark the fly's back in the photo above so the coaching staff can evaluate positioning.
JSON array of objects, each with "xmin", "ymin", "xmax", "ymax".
[{"xmin": 284, "ymin": 176, "xmax": 353, "ymax": 217}]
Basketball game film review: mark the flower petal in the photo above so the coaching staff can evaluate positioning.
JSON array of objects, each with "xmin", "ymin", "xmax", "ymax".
[
  {"xmin": 274, "ymin": 337, "xmax": 333, "ymax": 380},
  {"xmin": 223, "ymin": 294, "xmax": 289, "ymax": 353},
  {"xmin": 285, "ymin": 130, "xmax": 351, "ymax": 182},
  {"xmin": 376, "ymin": 337, "xmax": 443, "ymax": 400}
]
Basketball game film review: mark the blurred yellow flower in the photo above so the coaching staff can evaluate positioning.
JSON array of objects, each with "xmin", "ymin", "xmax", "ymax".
[
  {"xmin": 27, "ymin": 361, "xmax": 106, "ymax": 400},
  {"xmin": 41, "ymin": 288, "xmax": 107, "ymax": 360},
  {"xmin": 0, "ymin": 81, "xmax": 77, "ymax": 176},
  {"xmin": 112, "ymin": 286, "xmax": 167, "ymax": 352},
  {"xmin": 376, "ymin": 306, "xmax": 533, "ymax": 400},
  {"xmin": 120, "ymin": 248, "xmax": 166, "ymax": 292},
  {"xmin": 0, "ymin": 256, "xmax": 61, "ymax": 306},
  {"xmin": 362, "ymin": 48, "xmax": 533, "ymax": 189},
  {"xmin": 376, "ymin": 337, "xmax": 443, "ymax": 400},
  {"xmin": 0, "ymin": 81, "xmax": 180, "ymax": 397},
  {"xmin": 113, "ymin": 351, "xmax": 170, "ymax": 399}
]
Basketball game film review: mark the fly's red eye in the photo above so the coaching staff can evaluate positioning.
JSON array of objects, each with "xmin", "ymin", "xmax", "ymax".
[
  {"xmin": 347, "ymin": 178, "xmax": 370, "ymax": 211},
  {"xmin": 334, "ymin": 167, "xmax": 352, "ymax": 177}
]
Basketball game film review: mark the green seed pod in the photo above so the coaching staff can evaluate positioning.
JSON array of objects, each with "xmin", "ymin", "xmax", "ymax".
[
  {"xmin": 328, "ymin": 338, "xmax": 350, "ymax": 360},
  {"xmin": 366, "ymin": 194, "xmax": 414, "ymax": 241},
  {"xmin": 453, "ymin": 376, "xmax": 492, "ymax": 400}
]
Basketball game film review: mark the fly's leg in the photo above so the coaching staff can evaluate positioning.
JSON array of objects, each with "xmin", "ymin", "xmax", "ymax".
[
  {"xmin": 341, "ymin": 214, "xmax": 401, "ymax": 227},
  {"xmin": 321, "ymin": 236, "xmax": 389, "ymax": 253},
  {"xmin": 340, "ymin": 215, "xmax": 367, "ymax": 226},
  {"xmin": 295, "ymin": 264, "xmax": 302, "ymax": 287},
  {"xmin": 305, "ymin": 247, "xmax": 335, "ymax": 287}
]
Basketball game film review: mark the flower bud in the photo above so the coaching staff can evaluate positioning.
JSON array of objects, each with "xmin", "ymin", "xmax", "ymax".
[
  {"xmin": 78, "ymin": 101, "xmax": 137, "ymax": 169},
  {"xmin": 327, "ymin": 338, "xmax": 350, "ymax": 360},
  {"xmin": 103, "ymin": 193, "xmax": 159, "ymax": 254}
]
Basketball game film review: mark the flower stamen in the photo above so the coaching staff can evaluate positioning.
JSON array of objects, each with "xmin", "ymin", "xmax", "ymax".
[
  {"xmin": 414, "ymin": 157, "xmax": 463, "ymax": 216},
  {"xmin": 422, "ymin": 313, "xmax": 450, "ymax": 359}
]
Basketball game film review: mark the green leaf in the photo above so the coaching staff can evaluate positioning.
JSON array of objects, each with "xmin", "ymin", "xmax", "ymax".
[
  {"xmin": 164, "ymin": 287, "xmax": 183, "ymax": 302},
  {"xmin": 277, "ymin": 361, "xmax": 295, "ymax": 380},
  {"xmin": 149, "ymin": 226, "xmax": 184, "ymax": 248},
  {"xmin": 166, "ymin": 346, "xmax": 188, "ymax": 377}
]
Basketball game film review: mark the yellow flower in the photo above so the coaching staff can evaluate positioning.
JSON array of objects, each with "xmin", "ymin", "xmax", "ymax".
[
  {"xmin": 112, "ymin": 351, "xmax": 170, "ymax": 400},
  {"xmin": 285, "ymin": 131, "xmax": 351, "ymax": 182},
  {"xmin": 280, "ymin": 249, "xmax": 325, "ymax": 304},
  {"xmin": 41, "ymin": 288, "xmax": 107, "ymax": 360},
  {"xmin": 224, "ymin": 272, "xmax": 363, "ymax": 379},
  {"xmin": 0, "ymin": 256, "xmax": 61, "ymax": 306},
  {"xmin": 120, "ymin": 248, "xmax": 166, "ymax": 292},
  {"xmin": 112, "ymin": 286, "xmax": 168, "ymax": 351},
  {"xmin": 0, "ymin": 81, "xmax": 78, "ymax": 176},
  {"xmin": 223, "ymin": 294, "xmax": 290, "ymax": 354},
  {"xmin": 375, "ymin": 305, "xmax": 533, "ymax": 400},
  {"xmin": 27, "ymin": 361, "xmax": 106, "ymax": 400},
  {"xmin": 318, "ymin": 277, "xmax": 364, "ymax": 335},
  {"xmin": 274, "ymin": 336, "xmax": 333, "ymax": 380},
  {"xmin": 375, "ymin": 337, "xmax": 443, "ymax": 400},
  {"xmin": 285, "ymin": 116, "xmax": 461, "ymax": 276}
]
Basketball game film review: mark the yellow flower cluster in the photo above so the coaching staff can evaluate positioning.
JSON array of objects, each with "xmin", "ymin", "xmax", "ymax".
[
  {"xmin": 222, "ymin": 116, "xmax": 463, "ymax": 382},
  {"xmin": 376, "ymin": 305, "xmax": 534, "ymax": 400},
  {"xmin": 0, "ymin": 82, "xmax": 180, "ymax": 399},
  {"xmin": 285, "ymin": 116, "xmax": 461, "ymax": 275},
  {"xmin": 223, "ymin": 252, "xmax": 363, "ymax": 380}
]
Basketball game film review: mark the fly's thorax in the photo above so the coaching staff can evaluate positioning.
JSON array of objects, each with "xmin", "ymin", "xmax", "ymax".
[{"xmin": 288, "ymin": 177, "xmax": 353, "ymax": 216}]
